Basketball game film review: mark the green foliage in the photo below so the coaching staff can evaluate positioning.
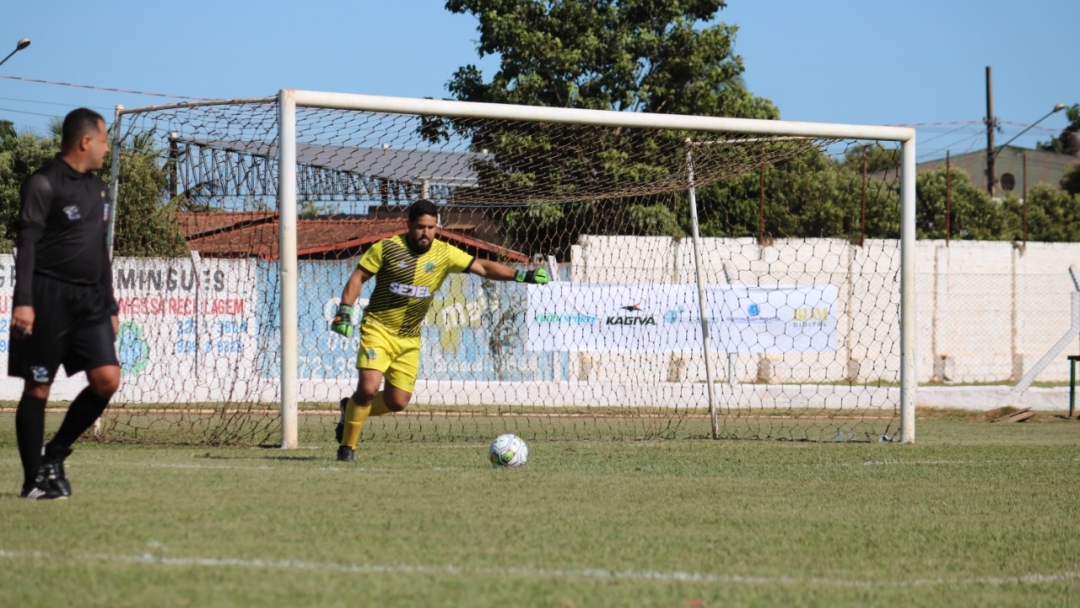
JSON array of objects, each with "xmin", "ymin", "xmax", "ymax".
[
  {"xmin": 0, "ymin": 127, "xmax": 187, "ymax": 257},
  {"xmin": 1001, "ymin": 184, "xmax": 1080, "ymax": 242},
  {"xmin": 914, "ymin": 167, "xmax": 1006, "ymax": 240},
  {"xmin": 625, "ymin": 203, "xmax": 684, "ymax": 237},
  {"xmin": 445, "ymin": 0, "xmax": 777, "ymax": 253},
  {"xmin": 1060, "ymin": 161, "xmax": 1080, "ymax": 196},
  {"xmin": 446, "ymin": 0, "xmax": 777, "ymax": 118},
  {"xmin": 103, "ymin": 147, "xmax": 189, "ymax": 257},
  {"xmin": 1036, "ymin": 103, "xmax": 1079, "ymax": 153},
  {"xmin": 693, "ymin": 149, "xmax": 901, "ymax": 241},
  {"xmin": 0, "ymin": 130, "xmax": 61, "ymax": 252},
  {"xmin": 841, "ymin": 143, "xmax": 901, "ymax": 173}
]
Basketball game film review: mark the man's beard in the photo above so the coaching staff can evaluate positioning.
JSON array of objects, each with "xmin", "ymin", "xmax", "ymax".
[{"xmin": 406, "ymin": 233, "xmax": 432, "ymax": 254}]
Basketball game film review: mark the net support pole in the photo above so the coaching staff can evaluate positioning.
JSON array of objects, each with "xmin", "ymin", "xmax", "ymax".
[
  {"xmin": 899, "ymin": 136, "xmax": 917, "ymax": 444},
  {"xmin": 685, "ymin": 144, "xmax": 720, "ymax": 439},
  {"xmin": 278, "ymin": 90, "xmax": 299, "ymax": 449},
  {"xmin": 106, "ymin": 105, "xmax": 123, "ymax": 258}
]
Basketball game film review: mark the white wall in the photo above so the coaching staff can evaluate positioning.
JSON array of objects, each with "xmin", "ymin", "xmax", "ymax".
[{"xmin": 570, "ymin": 237, "xmax": 1080, "ymax": 384}]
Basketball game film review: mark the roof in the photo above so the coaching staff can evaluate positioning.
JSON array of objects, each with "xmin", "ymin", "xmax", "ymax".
[
  {"xmin": 182, "ymin": 139, "xmax": 488, "ymax": 186},
  {"xmin": 176, "ymin": 212, "xmax": 528, "ymax": 262}
]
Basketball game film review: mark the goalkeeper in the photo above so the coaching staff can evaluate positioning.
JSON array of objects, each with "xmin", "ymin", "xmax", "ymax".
[{"xmin": 329, "ymin": 199, "xmax": 549, "ymax": 462}]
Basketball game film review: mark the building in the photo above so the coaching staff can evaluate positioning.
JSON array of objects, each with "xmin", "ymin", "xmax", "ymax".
[{"xmin": 917, "ymin": 145, "xmax": 1080, "ymax": 197}]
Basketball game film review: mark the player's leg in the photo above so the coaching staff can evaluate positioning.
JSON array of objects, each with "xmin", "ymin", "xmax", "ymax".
[
  {"xmin": 380, "ymin": 336, "xmax": 420, "ymax": 413},
  {"xmin": 14, "ymin": 381, "xmax": 63, "ymax": 499},
  {"xmin": 337, "ymin": 322, "xmax": 395, "ymax": 460},
  {"xmin": 43, "ymin": 315, "xmax": 120, "ymax": 496},
  {"xmin": 9, "ymin": 277, "xmax": 67, "ymax": 499}
]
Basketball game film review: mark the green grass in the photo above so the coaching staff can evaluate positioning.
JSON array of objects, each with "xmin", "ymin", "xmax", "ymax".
[{"xmin": 1, "ymin": 414, "xmax": 1078, "ymax": 607}]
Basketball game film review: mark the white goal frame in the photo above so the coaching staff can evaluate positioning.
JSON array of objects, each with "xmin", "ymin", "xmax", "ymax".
[{"xmin": 276, "ymin": 89, "xmax": 917, "ymax": 448}]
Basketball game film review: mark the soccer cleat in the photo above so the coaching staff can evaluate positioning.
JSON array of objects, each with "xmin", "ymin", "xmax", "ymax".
[
  {"xmin": 336, "ymin": 445, "xmax": 355, "ymax": 462},
  {"xmin": 334, "ymin": 397, "xmax": 347, "ymax": 443},
  {"xmin": 20, "ymin": 474, "xmax": 65, "ymax": 500},
  {"xmin": 41, "ymin": 444, "xmax": 73, "ymax": 497}
]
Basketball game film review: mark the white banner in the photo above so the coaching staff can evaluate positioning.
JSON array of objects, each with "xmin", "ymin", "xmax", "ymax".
[{"xmin": 527, "ymin": 283, "xmax": 838, "ymax": 353}]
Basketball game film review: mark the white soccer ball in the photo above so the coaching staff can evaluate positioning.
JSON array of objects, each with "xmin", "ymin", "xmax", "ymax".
[{"xmin": 489, "ymin": 433, "xmax": 528, "ymax": 467}]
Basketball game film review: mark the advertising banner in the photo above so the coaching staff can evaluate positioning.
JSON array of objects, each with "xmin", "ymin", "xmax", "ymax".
[{"xmin": 526, "ymin": 282, "xmax": 838, "ymax": 353}]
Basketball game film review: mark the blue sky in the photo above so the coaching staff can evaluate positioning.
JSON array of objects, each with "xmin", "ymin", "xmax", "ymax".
[{"xmin": 1, "ymin": 0, "xmax": 1077, "ymax": 162}]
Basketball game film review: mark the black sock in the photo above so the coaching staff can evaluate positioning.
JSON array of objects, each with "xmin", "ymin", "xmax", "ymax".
[
  {"xmin": 50, "ymin": 387, "xmax": 110, "ymax": 448},
  {"xmin": 15, "ymin": 395, "xmax": 47, "ymax": 487}
]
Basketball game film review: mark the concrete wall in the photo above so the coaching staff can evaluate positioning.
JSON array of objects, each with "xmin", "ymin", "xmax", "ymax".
[{"xmin": 569, "ymin": 237, "xmax": 1080, "ymax": 384}]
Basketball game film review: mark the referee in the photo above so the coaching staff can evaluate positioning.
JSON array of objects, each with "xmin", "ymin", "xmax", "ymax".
[{"xmin": 10, "ymin": 108, "xmax": 121, "ymax": 499}]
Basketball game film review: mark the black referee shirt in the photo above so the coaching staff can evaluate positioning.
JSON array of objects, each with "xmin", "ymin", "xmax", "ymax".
[{"xmin": 13, "ymin": 156, "xmax": 117, "ymax": 313}]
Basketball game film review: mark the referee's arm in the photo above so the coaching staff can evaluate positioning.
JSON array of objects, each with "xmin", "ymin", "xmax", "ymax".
[{"xmin": 11, "ymin": 174, "xmax": 52, "ymax": 336}]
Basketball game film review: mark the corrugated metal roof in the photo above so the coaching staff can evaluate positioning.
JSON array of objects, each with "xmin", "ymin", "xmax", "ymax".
[{"xmin": 182, "ymin": 139, "xmax": 487, "ymax": 186}]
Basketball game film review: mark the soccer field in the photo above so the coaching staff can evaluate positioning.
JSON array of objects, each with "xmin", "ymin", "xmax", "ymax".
[{"xmin": 1, "ymin": 412, "xmax": 1078, "ymax": 607}]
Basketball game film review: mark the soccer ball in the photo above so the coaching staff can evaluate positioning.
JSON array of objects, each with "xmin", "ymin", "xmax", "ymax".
[{"xmin": 489, "ymin": 434, "xmax": 528, "ymax": 467}]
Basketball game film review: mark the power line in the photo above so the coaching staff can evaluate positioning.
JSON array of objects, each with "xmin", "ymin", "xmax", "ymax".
[
  {"xmin": 0, "ymin": 95, "xmax": 112, "ymax": 111},
  {"xmin": 0, "ymin": 106, "xmax": 61, "ymax": 118},
  {"xmin": 0, "ymin": 74, "xmax": 209, "ymax": 100}
]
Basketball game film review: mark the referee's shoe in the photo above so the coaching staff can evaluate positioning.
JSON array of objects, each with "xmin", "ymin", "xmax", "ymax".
[
  {"xmin": 20, "ymin": 471, "xmax": 65, "ymax": 500},
  {"xmin": 41, "ymin": 445, "xmax": 73, "ymax": 497}
]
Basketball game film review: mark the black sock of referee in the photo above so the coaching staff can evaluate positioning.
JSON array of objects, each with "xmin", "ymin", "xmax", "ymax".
[
  {"xmin": 15, "ymin": 395, "xmax": 47, "ymax": 488},
  {"xmin": 49, "ymin": 387, "xmax": 110, "ymax": 449}
]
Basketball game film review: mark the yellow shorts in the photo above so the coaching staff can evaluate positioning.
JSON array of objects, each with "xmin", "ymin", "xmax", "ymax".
[{"xmin": 356, "ymin": 321, "xmax": 420, "ymax": 393}]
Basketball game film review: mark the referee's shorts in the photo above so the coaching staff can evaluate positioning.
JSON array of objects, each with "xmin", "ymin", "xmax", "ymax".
[{"xmin": 8, "ymin": 274, "xmax": 119, "ymax": 385}]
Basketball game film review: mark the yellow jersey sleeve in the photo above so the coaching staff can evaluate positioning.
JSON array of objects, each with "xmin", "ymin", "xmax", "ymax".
[
  {"xmin": 444, "ymin": 243, "xmax": 474, "ymax": 275},
  {"xmin": 359, "ymin": 239, "xmax": 384, "ymax": 275}
]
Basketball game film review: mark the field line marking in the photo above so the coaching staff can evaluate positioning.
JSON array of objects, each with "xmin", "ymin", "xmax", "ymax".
[{"xmin": 0, "ymin": 549, "xmax": 1076, "ymax": 587}]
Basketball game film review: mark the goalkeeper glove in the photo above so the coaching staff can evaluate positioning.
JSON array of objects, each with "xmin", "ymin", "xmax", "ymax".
[
  {"xmin": 330, "ymin": 304, "xmax": 354, "ymax": 338},
  {"xmin": 514, "ymin": 268, "xmax": 549, "ymax": 284}
]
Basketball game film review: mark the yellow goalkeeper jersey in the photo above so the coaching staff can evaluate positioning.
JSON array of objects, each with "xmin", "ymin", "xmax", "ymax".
[{"xmin": 358, "ymin": 235, "xmax": 475, "ymax": 337}]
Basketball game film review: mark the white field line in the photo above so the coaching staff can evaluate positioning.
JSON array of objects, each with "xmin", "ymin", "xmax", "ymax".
[
  {"xmin": 0, "ymin": 549, "xmax": 1076, "ymax": 588},
  {"xmin": 859, "ymin": 457, "xmax": 1080, "ymax": 466}
]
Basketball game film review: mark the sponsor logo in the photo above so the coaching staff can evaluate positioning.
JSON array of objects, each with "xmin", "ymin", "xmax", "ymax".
[
  {"xmin": 365, "ymin": 349, "xmax": 377, "ymax": 360},
  {"xmin": 606, "ymin": 316, "xmax": 656, "ymax": 326},
  {"xmin": 30, "ymin": 366, "xmax": 50, "ymax": 383},
  {"xmin": 534, "ymin": 313, "xmax": 596, "ymax": 324},
  {"xmin": 397, "ymin": 260, "xmax": 409, "ymax": 269},
  {"xmin": 609, "ymin": 301, "xmax": 654, "ymax": 326},
  {"xmin": 389, "ymin": 282, "xmax": 431, "ymax": 298},
  {"xmin": 62, "ymin": 205, "xmax": 81, "ymax": 220},
  {"xmin": 748, "ymin": 304, "xmax": 760, "ymax": 316},
  {"xmin": 117, "ymin": 322, "xmax": 150, "ymax": 376},
  {"xmin": 663, "ymin": 305, "xmax": 720, "ymax": 325},
  {"xmin": 791, "ymin": 307, "xmax": 831, "ymax": 327}
]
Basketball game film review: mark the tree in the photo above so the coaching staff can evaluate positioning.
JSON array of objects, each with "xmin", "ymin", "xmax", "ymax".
[
  {"xmin": 1060, "ymin": 161, "xmax": 1080, "ymax": 196},
  {"xmin": 446, "ymin": 0, "xmax": 777, "ymax": 118},
  {"xmin": 1002, "ymin": 184, "xmax": 1080, "ymax": 242},
  {"xmin": 1036, "ymin": 103, "xmax": 1080, "ymax": 154},
  {"xmin": 913, "ymin": 167, "xmax": 1007, "ymax": 240},
  {"xmin": 0, "ymin": 129, "xmax": 61, "ymax": 251},
  {"xmin": 0, "ymin": 124, "xmax": 187, "ymax": 256},
  {"xmin": 444, "ymin": 0, "xmax": 778, "ymax": 255}
]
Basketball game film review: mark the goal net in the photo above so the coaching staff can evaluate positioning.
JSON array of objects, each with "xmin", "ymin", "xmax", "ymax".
[{"xmin": 106, "ymin": 91, "xmax": 916, "ymax": 445}]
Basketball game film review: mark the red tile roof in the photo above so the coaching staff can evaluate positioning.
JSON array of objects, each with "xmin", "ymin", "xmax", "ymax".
[{"xmin": 176, "ymin": 212, "xmax": 528, "ymax": 262}]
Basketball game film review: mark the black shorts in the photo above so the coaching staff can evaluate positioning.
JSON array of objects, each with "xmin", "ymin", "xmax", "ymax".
[{"xmin": 8, "ymin": 275, "xmax": 119, "ymax": 384}]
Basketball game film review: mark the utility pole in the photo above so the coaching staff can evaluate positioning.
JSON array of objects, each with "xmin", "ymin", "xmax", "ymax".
[{"xmin": 985, "ymin": 66, "xmax": 996, "ymax": 196}]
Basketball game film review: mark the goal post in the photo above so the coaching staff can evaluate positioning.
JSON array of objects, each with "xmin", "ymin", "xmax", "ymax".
[
  {"xmin": 276, "ymin": 89, "xmax": 917, "ymax": 446},
  {"xmin": 106, "ymin": 90, "xmax": 916, "ymax": 447}
]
